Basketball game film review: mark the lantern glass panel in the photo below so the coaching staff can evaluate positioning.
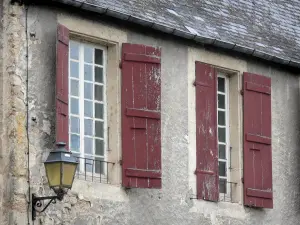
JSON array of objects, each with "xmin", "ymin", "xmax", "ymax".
[
  {"xmin": 62, "ymin": 163, "xmax": 77, "ymax": 187},
  {"xmin": 45, "ymin": 162, "xmax": 61, "ymax": 187}
]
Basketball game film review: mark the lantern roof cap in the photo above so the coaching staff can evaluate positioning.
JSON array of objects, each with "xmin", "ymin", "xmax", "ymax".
[{"xmin": 44, "ymin": 142, "xmax": 78, "ymax": 164}]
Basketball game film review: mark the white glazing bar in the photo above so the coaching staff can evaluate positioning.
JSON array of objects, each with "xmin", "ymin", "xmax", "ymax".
[
  {"xmin": 69, "ymin": 40, "xmax": 107, "ymax": 175},
  {"xmin": 217, "ymin": 73, "xmax": 230, "ymax": 196}
]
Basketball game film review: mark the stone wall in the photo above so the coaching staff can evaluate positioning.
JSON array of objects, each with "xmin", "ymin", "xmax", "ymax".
[
  {"xmin": 1, "ymin": 2, "xmax": 300, "ymax": 225},
  {"xmin": 0, "ymin": 0, "xmax": 29, "ymax": 224}
]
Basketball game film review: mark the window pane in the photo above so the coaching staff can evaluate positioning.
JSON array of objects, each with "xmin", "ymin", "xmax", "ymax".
[
  {"xmin": 218, "ymin": 127, "xmax": 226, "ymax": 143},
  {"xmin": 95, "ymin": 157, "xmax": 104, "ymax": 174},
  {"xmin": 84, "ymin": 137, "xmax": 93, "ymax": 154},
  {"xmin": 84, "ymin": 100, "xmax": 93, "ymax": 118},
  {"xmin": 219, "ymin": 178, "xmax": 227, "ymax": 194},
  {"xmin": 95, "ymin": 121, "xmax": 104, "ymax": 138},
  {"xmin": 218, "ymin": 144, "xmax": 226, "ymax": 159},
  {"xmin": 95, "ymin": 139, "xmax": 104, "ymax": 156},
  {"xmin": 70, "ymin": 98, "xmax": 79, "ymax": 115},
  {"xmin": 95, "ymin": 67, "xmax": 103, "ymax": 83},
  {"xmin": 95, "ymin": 49, "xmax": 103, "ymax": 65},
  {"xmin": 218, "ymin": 77, "xmax": 225, "ymax": 92},
  {"xmin": 84, "ymin": 82, "xmax": 93, "ymax": 100},
  {"xmin": 70, "ymin": 79, "xmax": 79, "ymax": 96},
  {"xmin": 84, "ymin": 64, "xmax": 93, "ymax": 81},
  {"xmin": 218, "ymin": 111, "xmax": 225, "ymax": 126},
  {"xmin": 219, "ymin": 161, "xmax": 227, "ymax": 177},
  {"xmin": 70, "ymin": 134, "xmax": 80, "ymax": 152},
  {"xmin": 95, "ymin": 85, "xmax": 103, "ymax": 102},
  {"xmin": 70, "ymin": 42, "xmax": 79, "ymax": 60},
  {"xmin": 218, "ymin": 94, "xmax": 225, "ymax": 109},
  {"xmin": 70, "ymin": 116, "xmax": 80, "ymax": 134},
  {"xmin": 84, "ymin": 46, "xmax": 93, "ymax": 63},
  {"xmin": 70, "ymin": 61, "xmax": 79, "ymax": 78},
  {"xmin": 84, "ymin": 119, "xmax": 93, "ymax": 136},
  {"xmin": 95, "ymin": 103, "xmax": 103, "ymax": 119}
]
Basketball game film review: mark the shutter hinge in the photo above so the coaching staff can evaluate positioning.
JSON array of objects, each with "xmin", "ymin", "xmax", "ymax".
[
  {"xmin": 119, "ymin": 159, "xmax": 123, "ymax": 165},
  {"xmin": 240, "ymin": 90, "xmax": 244, "ymax": 95},
  {"xmin": 119, "ymin": 61, "xmax": 122, "ymax": 69},
  {"xmin": 241, "ymin": 177, "xmax": 244, "ymax": 183},
  {"xmin": 193, "ymin": 81, "xmax": 197, "ymax": 86}
]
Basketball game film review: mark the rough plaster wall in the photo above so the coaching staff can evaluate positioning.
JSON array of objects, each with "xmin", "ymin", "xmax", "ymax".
[
  {"xmin": 3, "ymin": 3, "xmax": 300, "ymax": 225},
  {"xmin": 26, "ymin": 6, "xmax": 132, "ymax": 225},
  {"xmin": 26, "ymin": 5, "xmax": 65, "ymax": 225},
  {"xmin": 0, "ymin": 1, "xmax": 29, "ymax": 224},
  {"xmin": 0, "ymin": 0, "xmax": 4, "ymax": 222}
]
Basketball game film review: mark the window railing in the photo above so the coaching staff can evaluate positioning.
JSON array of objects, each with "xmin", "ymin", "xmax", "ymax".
[
  {"xmin": 219, "ymin": 179, "xmax": 238, "ymax": 202},
  {"xmin": 190, "ymin": 179, "xmax": 238, "ymax": 202},
  {"xmin": 74, "ymin": 156, "xmax": 115, "ymax": 184}
]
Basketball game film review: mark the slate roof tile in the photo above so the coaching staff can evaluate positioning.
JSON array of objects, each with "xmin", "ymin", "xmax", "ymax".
[{"xmin": 53, "ymin": 0, "xmax": 300, "ymax": 67}]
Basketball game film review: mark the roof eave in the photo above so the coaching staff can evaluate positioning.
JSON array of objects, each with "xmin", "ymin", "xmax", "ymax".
[{"xmin": 49, "ymin": 0, "xmax": 300, "ymax": 69}]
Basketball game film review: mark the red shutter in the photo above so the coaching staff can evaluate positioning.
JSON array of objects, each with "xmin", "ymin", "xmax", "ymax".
[
  {"xmin": 195, "ymin": 62, "xmax": 219, "ymax": 201},
  {"xmin": 56, "ymin": 24, "xmax": 69, "ymax": 148},
  {"xmin": 121, "ymin": 43, "xmax": 161, "ymax": 188},
  {"xmin": 243, "ymin": 72, "xmax": 273, "ymax": 208}
]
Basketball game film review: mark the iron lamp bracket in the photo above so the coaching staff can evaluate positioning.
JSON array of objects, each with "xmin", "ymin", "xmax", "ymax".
[{"xmin": 32, "ymin": 192, "xmax": 64, "ymax": 221}]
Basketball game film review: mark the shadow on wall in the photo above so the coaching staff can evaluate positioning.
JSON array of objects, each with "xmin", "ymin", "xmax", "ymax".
[{"xmin": 295, "ymin": 77, "xmax": 300, "ymax": 213}]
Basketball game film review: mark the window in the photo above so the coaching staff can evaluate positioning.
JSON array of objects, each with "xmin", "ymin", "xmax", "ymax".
[
  {"xmin": 217, "ymin": 73, "xmax": 230, "ymax": 197},
  {"xmin": 69, "ymin": 40, "xmax": 107, "ymax": 176}
]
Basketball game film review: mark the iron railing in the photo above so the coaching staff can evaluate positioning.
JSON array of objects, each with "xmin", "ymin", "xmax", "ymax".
[
  {"xmin": 219, "ymin": 179, "xmax": 238, "ymax": 202},
  {"xmin": 190, "ymin": 179, "xmax": 238, "ymax": 202},
  {"xmin": 74, "ymin": 156, "xmax": 115, "ymax": 184}
]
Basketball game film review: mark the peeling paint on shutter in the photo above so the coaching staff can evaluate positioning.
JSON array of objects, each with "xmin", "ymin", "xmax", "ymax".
[
  {"xmin": 195, "ymin": 62, "xmax": 219, "ymax": 201},
  {"xmin": 56, "ymin": 24, "xmax": 69, "ymax": 149},
  {"xmin": 121, "ymin": 43, "xmax": 161, "ymax": 188},
  {"xmin": 243, "ymin": 72, "xmax": 273, "ymax": 208}
]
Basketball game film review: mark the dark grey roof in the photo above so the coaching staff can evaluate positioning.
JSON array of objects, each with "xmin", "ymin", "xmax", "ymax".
[{"xmin": 52, "ymin": 0, "xmax": 300, "ymax": 69}]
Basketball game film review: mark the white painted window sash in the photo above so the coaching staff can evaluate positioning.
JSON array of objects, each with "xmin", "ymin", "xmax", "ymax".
[
  {"xmin": 217, "ymin": 72, "xmax": 230, "ymax": 199},
  {"xmin": 68, "ymin": 41, "xmax": 107, "ymax": 176}
]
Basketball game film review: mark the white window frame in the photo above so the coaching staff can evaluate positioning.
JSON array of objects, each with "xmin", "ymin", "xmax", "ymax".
[
  {"xmin": 217, "ymin": 72, "xmax": 231, "ymax": 200},
  {"xmin": 68, "ymin": 40, "xmax": 107, "ymax": 177}
]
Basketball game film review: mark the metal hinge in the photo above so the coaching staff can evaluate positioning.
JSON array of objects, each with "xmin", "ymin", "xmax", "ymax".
[
  {"xmin": 240, "ymin": 90, "xmax": 244, "ymax": 95},
  {"xmin": 119, "ymin": 159, "xmax": 123, "ymax": 165},
  {"xmin": 241, "ymin": 177, "xmax": 244, "ymax": 183},
  {"xmin": 119, "ymin": 61, "xmax": 122, "ymax": 69}
]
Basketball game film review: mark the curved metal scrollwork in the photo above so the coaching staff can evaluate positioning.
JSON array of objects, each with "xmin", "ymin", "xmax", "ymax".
[{"xmin": 32, "ymin": 194, "xmax": 61, "ymax": 220}]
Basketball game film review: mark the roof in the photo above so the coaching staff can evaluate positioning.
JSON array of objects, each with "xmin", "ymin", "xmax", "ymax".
[{"xmin": 51, "ymin": 0, "xmax": 300, "ymax": 69}]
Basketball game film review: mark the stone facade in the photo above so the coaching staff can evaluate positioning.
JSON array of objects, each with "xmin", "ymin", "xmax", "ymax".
[{"xmin": 1, "ymin": 1, "xmax": 300, "ymax": 225}]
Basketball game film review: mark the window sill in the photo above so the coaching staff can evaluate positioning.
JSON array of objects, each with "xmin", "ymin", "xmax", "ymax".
[
  {"xmin": 190, "ymin": 200, "xmax": 246, "ymax": 220},
  {"xmin": 71, "ymin": 179, "xmax": 128, "ymax": 202}
]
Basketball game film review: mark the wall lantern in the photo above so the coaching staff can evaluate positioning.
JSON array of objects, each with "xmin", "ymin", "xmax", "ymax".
[{"xmin": 32, "ymin": 142, "xmax": 78, "ymax": 220}]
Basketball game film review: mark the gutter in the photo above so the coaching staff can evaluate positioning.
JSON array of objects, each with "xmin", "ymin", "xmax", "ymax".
[{"xmin": 51, "ymin": 0, "xmax": 300, "ymax": 69}]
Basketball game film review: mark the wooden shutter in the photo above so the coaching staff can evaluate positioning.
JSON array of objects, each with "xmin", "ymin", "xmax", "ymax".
[
  {"xmin": 195, "ymin": 62, "xmax": 219, "ymax": 201},
  {"xmin": 56, "ymin": 24, "xmax": 69, "ymax": 148},
  {"xmin": 243, "ymin": 72, "xmax": 273, "ymax": 208},
  {"xmin": 121, "ymin": 43, "xmax": 161, "ymax": 188}
]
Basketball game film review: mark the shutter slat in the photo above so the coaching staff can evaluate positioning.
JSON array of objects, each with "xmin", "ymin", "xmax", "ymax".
[
  {"xmin": 245, "ymin": 82, "xmax": 271, "ymax": 95},
  {"xmin": 245, "ymin": 133, "xmax": 271, "ymax": 145},
  {"xmin": 56, "ymin": 24, "xmax": 69, "ymax": 148},
  {"xmin": 124, "ymin": 53, "xmax": 160, "ymax": 64},
  {"xmin": 243, "ymin": 72, "xmax": 273, "ymax": 208},
  {"xmin": 125, "ymin": 169, "xmax": 161, "ymax": 178},
  {"xmin": 246, "ymin": 188, "xmax": 273, "ymax": 199},
  {"xmin": 195, "ymin": 62, "xmax": 218, "ymax": 201},
  {"xmin": 122, "ymin": 43, "xmax": 161, "ymax": 189},
  {"xmin": 126, "ymin": 108, "xmax": 160, "ymax": 119}
]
